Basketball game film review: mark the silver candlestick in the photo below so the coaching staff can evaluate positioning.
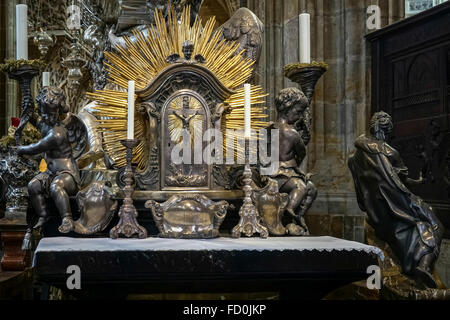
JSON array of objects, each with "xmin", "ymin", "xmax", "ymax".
[
  {"xmin": 110, "ymin": 139, "xmax": 147, "ymax": 239},
  {"xmin": 232, "ymin": 138, "xmax": 268, "ymax": 238}
]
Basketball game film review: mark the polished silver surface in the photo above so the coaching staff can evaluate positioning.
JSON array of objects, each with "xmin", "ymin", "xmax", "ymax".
[
  {"xmin": 74, "ymin": 181, "xmax": 118, "ymax": 235},
  {"xmin": 145, "ymin": 194, "xmax": 229, "ymax": 239},
  {"xmin": 252, "ymin": 178, "xmax": 289, "ymax": 236}
]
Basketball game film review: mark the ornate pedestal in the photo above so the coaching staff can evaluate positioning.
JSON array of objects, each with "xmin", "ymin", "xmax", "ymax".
[{"xmin": 0, "ymin": 230, "xmax": 31, "ymax": 271}]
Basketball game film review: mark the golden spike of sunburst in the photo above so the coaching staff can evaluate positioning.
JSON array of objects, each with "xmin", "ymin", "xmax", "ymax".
[
  {"xmin": 86, "ymin": 90, "xmax": 147, "ymax": 169},
  {"xmin": 88, "ymin": 6, "xmax": 269, "ymax": 168},
  {"xmin": 101, "ymin": 6, "xmax": 255, "ymax": 92}
]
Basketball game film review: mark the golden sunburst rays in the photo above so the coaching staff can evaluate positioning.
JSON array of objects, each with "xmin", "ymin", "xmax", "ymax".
[
  {"xmin": 222, "ymin": 85, "xmax": 270, "ymax": 162},
  {"xmin": 104, "ymin": 6, "xmax": 255, "ymax": 91},
  {"xmin": 89, "ymin": 5, "xmax": 270, "ymax": 169},
  {"xmin": 167, "ymin": 96, "xmax": 203, "ymax": 145},
  {"xmin": 86, "ymin": 90, "xmax": 147, "ymax": 169}
]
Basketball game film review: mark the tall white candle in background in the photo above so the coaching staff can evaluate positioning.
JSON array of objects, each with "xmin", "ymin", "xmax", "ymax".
[
  {"xmin": 127, "ymin": 81, "xmax": 135, "ymax": 140},
  {"xmin": 16, "ymin": 4, "xmax": 28, "ymax": 60},
  {"xmin": 299, "ymin": 13, "xmax": 311, "ymax": 64},
  {"xmin": 42, "ymin": 72, "xmax": 50, "ymax": 87},
  {"xmin": 244, "ymin": 83, "xmax": 251, "ymax": 139}
]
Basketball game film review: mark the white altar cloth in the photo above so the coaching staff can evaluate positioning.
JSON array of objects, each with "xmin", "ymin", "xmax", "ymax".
[{"xmin": 34, "ymin": 236, "xmax": 384, "ymax": 264}]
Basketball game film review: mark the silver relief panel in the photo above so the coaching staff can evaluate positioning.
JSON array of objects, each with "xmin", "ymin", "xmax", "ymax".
[{"xmin": 161, "ymin": 89, "xmax": 211, "ymax": 190}]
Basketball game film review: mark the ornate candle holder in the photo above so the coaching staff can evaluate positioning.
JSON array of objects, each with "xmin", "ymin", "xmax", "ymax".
[
  {"xmin": 0, "ymin": 59, "xmax": 45, "ymax": 145},
  {"xmin": 33, "ymin": 28, "xmax": 56, "ymax": 57},
  {"xmin": 283, "ymin": 62, "xmax": 328, "ymax": 103},
  {"xmin": 110, "ymin": 139, "xmax": 147, "ymax": 239},
  {"xmin": 232, "ymin": 139, "xmax": 269, "ymax": 238},
  {"xmin": 62, "ymin": 37, "xmax": 86, "ymax": 88}
]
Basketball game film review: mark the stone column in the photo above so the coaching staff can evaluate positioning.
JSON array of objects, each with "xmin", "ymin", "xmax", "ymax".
[{"xmin": 247, "ymin": 0, "xmax": 404, "ymax": 242}]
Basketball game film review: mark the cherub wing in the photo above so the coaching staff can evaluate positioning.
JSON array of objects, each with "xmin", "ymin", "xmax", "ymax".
[
  {"xmin": 62, "ymin": 113, "xmax": 88, "ymax": 160},
  {"xmin": 219, "ymin": 8, "xmax": 264, "ymax": 64}
]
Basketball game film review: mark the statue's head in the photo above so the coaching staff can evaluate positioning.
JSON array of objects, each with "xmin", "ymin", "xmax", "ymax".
[
  {"xmin": 36, "ymin": 86, "xmax": 68, "ymax": 126},
  {"xmin": 275, "ymin": 88, "xmax": 309, "ymax": 125},
  {"xmin": 369, "ymin": 111, "xmax": 393, "ymax": 141},
  {"xmin": 240, "ymin": 16, "xmax": 252, "ymax": 34},
  {"xmin": 182, "ymin": 40, "xmax": 194, "ymax": 60}
]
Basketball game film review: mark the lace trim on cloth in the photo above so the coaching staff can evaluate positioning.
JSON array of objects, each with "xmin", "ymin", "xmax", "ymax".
[{"xmin": 34, "ymin": 236, "xmax": 385, "ymax": 262}]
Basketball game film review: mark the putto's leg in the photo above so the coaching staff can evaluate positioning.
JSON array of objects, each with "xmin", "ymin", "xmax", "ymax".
[
  {"xmin": 281, "ymin": 178, "xmax": 307, "ymax": 219},
  {"xmin": 298, "ymin": 181, "xmax": 318, "ymax": 217},
  {"xmin": 49, "ymin": 174, "xmax": 78, "ymax": 234},
  {"xmin": 280, "ymin": 178, "xmax": 310, "ymax": 236},
  {"xmin": 28, "ymin": 178, "xmax": 49, "ymax": 229}
]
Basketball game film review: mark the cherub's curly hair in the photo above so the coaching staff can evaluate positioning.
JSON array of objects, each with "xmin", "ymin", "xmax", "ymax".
[
  {"xmin": 275, "ymin": 88, "xmax": 308, "ymax": 114},
  {"xmin": 369, "ymin": 111, "xmax": 393, "ymax": 141},
  {"xmin": 35, "ymin": 86, "xmax": 69, "ymax": 115}
]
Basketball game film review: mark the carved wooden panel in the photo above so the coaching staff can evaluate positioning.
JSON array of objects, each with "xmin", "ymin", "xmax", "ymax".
[{"xmin": 367, "ymin": 2, "xmax": 450, "ymax": 237}]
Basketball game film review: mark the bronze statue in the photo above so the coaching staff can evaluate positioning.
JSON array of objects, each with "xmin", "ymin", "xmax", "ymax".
[
  {"xmin": 348, "ymin": 111, "xmax": 444, "ymax": 288},
  {"xmin": 15, "ymin": 87, "xmax": 85, "ymax": 234},
  {"xmin": 268, "ymin": 88, "xmax": 317, "ymax": 236}
]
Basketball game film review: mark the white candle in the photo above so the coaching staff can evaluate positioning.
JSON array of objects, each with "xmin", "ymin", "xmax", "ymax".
[
  {"xmin": 299, "ymin": 13, "xmax": 311, "ymax": 64},
  {"xmin": 16, "ymin": 4, "xmax": 28, "ymax": 60},
  {"xmin": 244, "ymin": 83, "xmax": 251, "ymax": 139},
  {"xmin": 42, "ymin": 72, "xmax": 50, "ymax": 87},
  {"xmin": 127, "ymin": 81, "xmax": 135, "ymax": 140}
]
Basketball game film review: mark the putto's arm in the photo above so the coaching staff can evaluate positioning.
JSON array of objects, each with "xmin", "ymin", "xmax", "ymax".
[
  {"xmin": 293, "ymin": 132, "xmax": 306, "ymax": 167},
  {"xmin": 27, "ymin": 108, "xmax": 42, "ymax": 129},
  {"xmin": 17, "ymin": 131, "xmax": 56, "ymax": 156}
]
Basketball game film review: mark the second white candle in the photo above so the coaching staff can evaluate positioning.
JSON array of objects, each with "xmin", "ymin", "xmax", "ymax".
[
  {"xmin": 244, "ymin": 83, "xmax": 251, "ymax": 139},
  {"xmin": 16, "ymin": 4, "xmax": 28, "ymax": 60},
  {"xmin": 299, "ymin": 13, "xmax": 311, "ymax": 64},
  {"xmin": 127, "ymin": 80, "xmax": 135, "ymax": 140}
]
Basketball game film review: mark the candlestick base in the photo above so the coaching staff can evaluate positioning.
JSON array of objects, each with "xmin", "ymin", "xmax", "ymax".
[
  {"xmin": 232, "ymin": 160, "xmax": 268, "ymax": 239},
  {"xmin": 110, "ymin": 139, "xmax": 147, "ymax": 239}
]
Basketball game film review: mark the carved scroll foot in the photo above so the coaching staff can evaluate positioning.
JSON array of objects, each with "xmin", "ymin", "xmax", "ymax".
[
  {"xmin": 110, "ymin": 207, "xmax": 147, "ymax": 239},
  {"xmin": 232, "ymin": 199, "xmax": 269, "ymax": 239}
]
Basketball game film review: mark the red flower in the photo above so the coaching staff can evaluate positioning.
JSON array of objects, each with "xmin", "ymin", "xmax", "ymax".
[{"xmin": 11, "ymin": 117, "xmax": 20, "ymax": 128}]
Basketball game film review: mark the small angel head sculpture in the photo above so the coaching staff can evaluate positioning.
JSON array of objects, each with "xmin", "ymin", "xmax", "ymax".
[
  {"xmin": 35, "ymin": 86, "xmax": 68, "ymax": 126},
  {"xmin": 369, "ymin": 111, "xmax": 393, "ymax": 141},
  {"xmin": 182, "ymin": 40, "xmax": 195, "ymax": 60},
  {"xmin": 275, "ymin": 88, "xmax": 309, "ymax": 125}
]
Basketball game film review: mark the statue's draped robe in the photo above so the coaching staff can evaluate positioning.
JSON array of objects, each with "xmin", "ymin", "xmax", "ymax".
[{"xmin": 348, "ymin": 135, "xmax": 443, "ymax": 275}]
